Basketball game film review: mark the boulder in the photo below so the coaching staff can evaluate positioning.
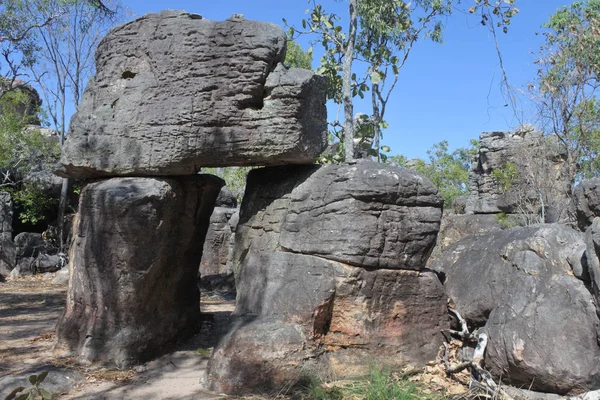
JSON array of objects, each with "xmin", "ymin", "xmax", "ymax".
[
  {"xmin": 0, "ymin": 191, "xmax": 14, "ymax": 280},
  {"xmin": 207, "ymin": 252, "xmax": 448, "ymax": 395},
  {"xmin": 54, "ymin": 175, "xmax": 223, "ymax": 367},
  {"xmin": 233, "ymin": 161, "xmax": 443, "ymax": 274},
  {"xmin": 198, "ymin": 206, "xmax": 238, "ymax": 292},
  {"xmin": 207, "ymin": 161, "xmax": 447, "ymax": 395},
  {"xmin": 575, "ymin": 177, "xmax": 600, "ymax": 231},
  {"xmin": 431, "ymin": 224, "xmax": 600, "ymax": 394},
  {"xmin": 428, "ymin": 214, "xmax": 502, "ymax": 265},
  {"xmin": 35, "ymin": 253, "xmax": 63, "ymax": 273},
  {"xmin": 215, "ymin": 187, "xmax": 237, "ymax": 208},
  {"xmin": 59, "ymin": 11, "xmax": 327, "ymax": 179},
  {"xmin": 52, "ymin": 266, "xmax": 69, "ymax": 285},
  {"xmin": 465, "ymin": 129, "xmax": 570, "ymax": 218},
  {"xmin": 14, "ymin": 232, "xmax": 46, "ymax": 259}
]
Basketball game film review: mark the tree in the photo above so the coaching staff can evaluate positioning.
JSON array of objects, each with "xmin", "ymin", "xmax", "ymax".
[
  {"xmin": 290, "ymin": 0, "xmax": 519, "ymax": 163},
  {"xmin": 284, "ymin": 38, "xmax": 313, "ymax": 69},
  {"xmin": 534, "ymin": 0, "xmax": 600, "ymax": 185},
  {"xmin": 390, "ymin": 140, "xmax": 476, "ymax": 208},
  {"xmin": 21, "ymin": 0, "xmax": 126, "ymax": 249}
]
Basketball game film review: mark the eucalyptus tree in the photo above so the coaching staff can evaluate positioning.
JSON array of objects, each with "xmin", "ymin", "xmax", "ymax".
[{"xmin": 289, "ymin": 0, "xmax": 519, "ymax": 162}]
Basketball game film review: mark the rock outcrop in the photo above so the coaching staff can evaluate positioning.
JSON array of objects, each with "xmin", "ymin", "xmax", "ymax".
[
  {"xmin": 431, "ymin": 224, "xmax": 600, "ymax": 394},
  {"xmin": 0, "ymin": 191, "xmax": 15, "ymax": 280},
  {"xmin": 59, "ymin": 11, "xmax": 327, "ymax": 179},
  {"xmin": 54, "ymin": 176, "xmax": 223, "ymax": 367},
  {"xmin": 575, "ymin": 177, "xmax": 600, "ymax": 231},
  {"xmin": 465, "ymin": 129, "xmax": 570, "ymax": 220},
  {"xmin": 207, "ymin": 161, "xmax": 448, "ymax": 394},
  {"xmin": 199, "ymin": 187, "xmax": 239, "ymax": 292}
]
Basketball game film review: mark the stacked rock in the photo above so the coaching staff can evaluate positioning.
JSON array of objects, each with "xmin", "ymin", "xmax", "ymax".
[
  {"xmin": 206, "ymin": 162, "xmax": 447, "ymax": 394},
  {"xmin": 54, "ymin": 11, "xmax": 327, "ymax": 368},
  {"xmin": 54, "ymin": 10, "xmax": 448, "ymax": 395}
]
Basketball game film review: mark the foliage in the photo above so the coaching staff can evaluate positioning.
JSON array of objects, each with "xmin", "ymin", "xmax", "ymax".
[
  {"xmin": 4, "ymin": 372, "xmax": 52, "ymax": 400},
  {"xmin": 403, "ymin": 140, "xmax": 476, "ymax": 208},
  {"xmin": 535, "ymin": 0, "xmax": 600, "ymax": 183},
  {"xmin": 11, "ymin": 182, "xmax": 58, "ymax": 224},
  {"xmin": 285, "ymin": 39, "xmax": 313, "ymax": 70},
  {"xmin": 491, "ymin": 161, "xmax": 518, "ymax": 192},
  {"xmin": 298, "ymin": 368, "xmax": 437, "ymax": 400},
  {"xmin": 288, "ymin": 0, "xmax": 519, "ymax": 162},
  {"xmin": 495, "ymin": 212, "xmax": 517, "ymax": 229},
  {"xmin": 201, "ymin": 167, "xmax": 253, "ymax": 203}
]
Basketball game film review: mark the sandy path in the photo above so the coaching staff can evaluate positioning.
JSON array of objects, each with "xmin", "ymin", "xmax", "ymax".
[{"xmin": 0, "ymin": 276, "xmax": 250, "ymax": 400}]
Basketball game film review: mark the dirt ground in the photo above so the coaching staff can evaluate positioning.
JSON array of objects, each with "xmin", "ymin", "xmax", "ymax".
[{"xmin": 0, "ymin": 275, "xmax": 247, "ymax": 400}]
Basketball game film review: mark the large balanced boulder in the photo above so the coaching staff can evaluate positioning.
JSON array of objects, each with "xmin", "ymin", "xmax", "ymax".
[
  {"xmin": 431, "ymin": 224, "xmax": 600, "ymax": 394},
  {"xmin": 207, "ymin": 161, "xmax": 448, "ymax": 395},
  {"xmin": 54, "ymin": 175, "xmax": 223, "ymax": 367},
  {"xmin": 59, "ymin": 11, "xmax": 327, "ymax": 179}
]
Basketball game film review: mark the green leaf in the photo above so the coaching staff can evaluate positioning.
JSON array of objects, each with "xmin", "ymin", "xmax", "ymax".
[
  {"xmin": 39, "ymin": 389, "xmax": 53, "ymax": 400},
  {"xmin": 15, "ymin": 394, "xmax": 29, "ymax": 400},
  {"xmin": 381, "ymin": 145, "xmax": 391, "ymax": 152},
  {"xmin": 28, "ymin": 376, "xmax": 37, "ymax": 386},
  {"xmin": 370, "ymin": 71, "xmax": 382, "ymax": 85},
  {"xmin": 37, "ymin": 371, "xmax": 48, "ymax": 384},
  {"xmin": 379, "ymin": 121, "xmax": 389, "ymax": 129},
  {"xmin": 4, "ymin": 386, "xmax": 26, "ymax": 400}
]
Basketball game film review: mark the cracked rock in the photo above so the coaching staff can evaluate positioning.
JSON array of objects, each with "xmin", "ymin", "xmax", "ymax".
[{"xmin": 59, "ymin": 11, "xmax": 327, "ymax": 178}]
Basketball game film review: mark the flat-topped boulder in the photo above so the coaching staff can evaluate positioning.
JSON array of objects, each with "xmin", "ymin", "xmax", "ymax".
[{"xmin": 60, "ymin": 11, "xmax": 327, "ymax": 178}]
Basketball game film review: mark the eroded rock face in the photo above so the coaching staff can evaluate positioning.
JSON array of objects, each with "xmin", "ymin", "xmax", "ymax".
[
  {"xmin": 54, "ymin": 175, "xmax": 223, "ymax": 367},
  {"xmin": 575, "ymin": 178, "xmax": 600, "ymax": 231},
  {"xmin": 431, "ymin": 224, "xmax": 600, "ymax": 394},
  {"xmin": 0, "ymin": 192, "xmax": 15, "ymax": 280},
  {"xmin": 60, "ymin": 11, "xmax": 327, "ymax": 178},
  {"xmin": 465, "ymin": 130, "xmax": 570, "ymax": 217},
  {"xmin": 207, "ymin": 161, "xmax": 448, "ymax": 395},
  {"xmin": 233, "ymin": 161, "xmax": 443, "ymax": 273}
]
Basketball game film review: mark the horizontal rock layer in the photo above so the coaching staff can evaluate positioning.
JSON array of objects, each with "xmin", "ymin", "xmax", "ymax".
[{"xmin": 60, "ymin": 11, "xmax": 327, "ymax": 178}]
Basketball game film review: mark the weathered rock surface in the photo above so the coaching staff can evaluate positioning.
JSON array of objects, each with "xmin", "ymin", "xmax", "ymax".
[
  {"xmin": 233, "ymin": 161, "xmax": 443, "ymax": 273},
  {"xmin": 0, "ymin": 192, "xmax": 14, "ymax": 280},
  {"xmin": 14, "ymin": 232, "xmax": 45, "ymax": 259},
  {"xmin": 465, "ymin": 129, "xmax": 570, "ymax": 218},
  {"xmin": 575, "ymin": 178, "xmax": 600, "ymax": 231},
  {"xmin": 54, "ymin": 175, "xmax": 223, "ymax": 367},
  {"xmin": 60, "ymin": 11, "xmax": 327, "ymax": 178},
  {"xmin": 198, "ymin": 206, "xmax": 238, "ymax": 292},
  {"xmin": 431, "ymin": 224, "xmax": 600, "ymax": 394},
  {"xmin": 208, "ymin": 161, "xmax": 448, "ymax": 395},
  {"xmin": 428, "ymin": 214, "xmax": 502, "ymax": 265},
  {"xmin": 208, "ymin": 251, "xmax": 448, "ymax": 395}
]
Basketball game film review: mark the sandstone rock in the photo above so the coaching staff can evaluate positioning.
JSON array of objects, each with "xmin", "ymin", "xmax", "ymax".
[
  {"xmin": 431, "ymin": 224, "xmax": 600, "ymax": 394},
  {"xmin": 54, "ymin": 175, "xmax": 223, "ymax": 367},
  {"xmin": 208, "ymin": 161, "xmax": 447, "ymax": 395},
  {"xmin": 52, "ymin": 266, "xmax": 69, "ymax": 285},
  {"xmin": 575, "ymin": 177, "xmax": 600, "ymax": 231},
  {"xmin": 465, "ymin": 129, "xmax": 570, "ymax": 218},
  {"xmin": 0, "ymin": 191, "xmax": 14, "ymax": 280},
  {"xmin": 199, "ymin": 206, "xmax": 238, "ymax": 292},
  {"xmin": 14, "ymin": 232, "xmax": 45, "ymax": 258},
  {"xmin": 233, "ymin": 161, "xmax": 443, "ymax": 274},
  {"xmin": 428, "ymin": 214, "xmax": 503, "ymax": 265},
  {"xmin": 60, "ymin": 11, "xmax": 327, "ymax": 178},
  {"xmin": 215, "ymin": 187, "xmax": 237, "ymax": 208},
  {"xmin": 207, "ymin": 251, "xmax": 448, "ymax": 395}
]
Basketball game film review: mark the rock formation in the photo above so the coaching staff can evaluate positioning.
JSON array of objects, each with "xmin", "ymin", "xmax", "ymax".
[
  {"xmin": 0, "ymin": 191, "xmax": 15, "ymax": 280},
  {"xmin": 431, "ymin": 224, "xmax": 600, "ymax": 394},
  {"xmin": 207, "ymin": 161, "xmax": 448, "ymax": 394},
  {"xmin": 465, "ymin": 129, "xmax": 570, "ymax": 221},
  {"xmin": 59, "ymin": 11, "xmax": 327, "ymax": 179},
  {"xmin": 55, "ymin": 176, "xmax": 223, "ymax": 367},
  {"xmin": 53, "ymin": 10, "xmax": 329, "ymax": 370},
  {"xmin": 199, "ymin": 187, "xmax": 238, "ymax": 292},
  {"xmin": 575, "ymin": 177, "xmax": 600, "ymax": 231}
]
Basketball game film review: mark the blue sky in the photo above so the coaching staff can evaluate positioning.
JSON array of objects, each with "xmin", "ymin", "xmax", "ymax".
[{"xmin": 120, "ymin": 1, "xmax": 570, "ymax": 159}]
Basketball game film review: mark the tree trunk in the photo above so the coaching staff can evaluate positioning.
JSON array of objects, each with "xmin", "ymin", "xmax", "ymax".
[
  {"xmin": 371, "ymin": 82, "xmax": 381, "ymax": 162},
  {"xmin": 343, "ymin": 0, "xmax": 358, "ymax": 162}
]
